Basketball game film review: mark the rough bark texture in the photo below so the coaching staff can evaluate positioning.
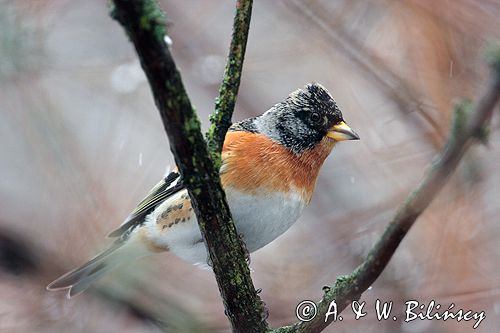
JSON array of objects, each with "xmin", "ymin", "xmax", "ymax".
[
  {"xmin": 271, "ymin": 47, "xmax": 500, "ymax": 333},
  {"xmin": 206, "ymin": 0, "xmax": 253, "ymax": 168},
  {"xmin": 110, "ymin": 1, "xmax": 500, "ymax": 332},
  {"xmin": 111, "ymin": 1, "xmax": 267, "ymax": 332}
]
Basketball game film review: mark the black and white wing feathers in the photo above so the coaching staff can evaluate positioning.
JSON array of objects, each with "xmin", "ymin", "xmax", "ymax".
[{"xmin": 107, "ymin": 171, "xmax": 184, "ymax": 238}]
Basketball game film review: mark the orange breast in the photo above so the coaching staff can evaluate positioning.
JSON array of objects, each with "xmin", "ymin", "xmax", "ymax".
[{"xmin": 220, "ymin": 131, "xmax": 335, "ymax": 203}]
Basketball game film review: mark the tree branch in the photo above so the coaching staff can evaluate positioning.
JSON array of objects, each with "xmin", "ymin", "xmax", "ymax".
[
  {"xmin": 206, "ymin": 0, "xmax": 253, "ymax": 166},
  {"xmin": 110, "ymin": 1, "xmax": 266, "ymax": 332},
  {"xmin": 272, "ymin": 47, "xmax": 500, "ymax": 333}
]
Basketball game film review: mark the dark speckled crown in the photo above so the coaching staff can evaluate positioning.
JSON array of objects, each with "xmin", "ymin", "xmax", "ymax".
[{"xmin": 230, "ymin": 83, "xmax": 344, "ymax": 154}]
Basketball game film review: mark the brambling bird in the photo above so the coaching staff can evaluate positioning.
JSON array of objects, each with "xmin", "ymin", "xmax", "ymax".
[{"xmin": 47, "ymin": 83, "xmax": 359, "ymax": 297}]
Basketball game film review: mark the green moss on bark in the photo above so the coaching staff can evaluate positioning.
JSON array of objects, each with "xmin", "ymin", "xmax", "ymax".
[
  {"xmin": 111, "ymin": 1, "xmax": 266, "ymax": 332},
  {"xmin": 206, "ymin": 0, "xmax": 254, "ymax": 165},
  {"xmin": 485, "ymin": 43, "xmax": 500, "ymax": 76}
]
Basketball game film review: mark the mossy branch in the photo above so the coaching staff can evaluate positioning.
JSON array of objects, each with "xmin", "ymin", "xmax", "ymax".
[
  {"xmin": 271, "ymin": 47, "xmax": 500, "ymax": 333},
  {"xmin": 206, "ymin": 0, "xmax": 253, "ymax": 167},
  {"xmin": 111, "ymin": 1, "xmax": 266, "ymax": 332}
]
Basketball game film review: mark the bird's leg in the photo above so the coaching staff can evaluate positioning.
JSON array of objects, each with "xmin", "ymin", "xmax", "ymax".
[
  {"xmin": 255, "ymin": 288, "xmax": 269, "ymax": 321},
  {"xmin": 238, "ymin": 233, "xmax": 251, "ymax": 265},
  {"xmin": 205, "ymin": 252, "xmax": 213, "ymax": 268},
  {"xmin": 203, "ymin": 233, "xmax": 249, "ymax": 267}
]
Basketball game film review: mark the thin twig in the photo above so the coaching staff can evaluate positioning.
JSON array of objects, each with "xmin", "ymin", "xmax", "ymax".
[
  {"xmin": 206, "ymin": 0, "xmax": 254, "ymax": 167},
  {"xmin": 271, "ymin": 48, "xmax": 500, "ymax": 333},
  {"xmin": 285, "ymin": 0, "xmax": 446, "ymax": 149},
  {"xmin": 110, "ymin": 1, "xmax": 266, "ymax": 332}
]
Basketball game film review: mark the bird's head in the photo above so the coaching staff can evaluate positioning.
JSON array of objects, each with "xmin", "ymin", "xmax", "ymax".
[{"xmin": 252, "ymin": 83, "xmax": 359, "ymax": 154}]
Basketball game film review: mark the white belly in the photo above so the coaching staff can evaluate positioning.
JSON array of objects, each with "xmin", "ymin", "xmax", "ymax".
[
  {"xmin": 146, "ymin": 187, "xmax": 306, "ymax": 265},
  {"xmin": 225, "ymin": 186, "xmax": 306, "ymax": 252}
]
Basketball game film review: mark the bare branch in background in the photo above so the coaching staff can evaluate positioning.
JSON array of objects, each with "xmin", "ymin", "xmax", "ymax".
[
  {"xmin": 0, "ymin": 226, "xmax": 208, "ymax": 333},
  {"xmin": 271, "ymin": 47, "xmax": 500, "ymax": 333},
  {"xmin": 285, "ymin": 0, "xmax": 446, "ymax": 149},
  {"xmin": 110, "ymin": 0, "xmax": 267, "ymax": 332}
]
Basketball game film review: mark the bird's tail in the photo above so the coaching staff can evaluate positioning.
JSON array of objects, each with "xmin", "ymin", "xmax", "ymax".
[{"xmin": 47, "ymin": 238, "xmax": 146, "ymax": 298}]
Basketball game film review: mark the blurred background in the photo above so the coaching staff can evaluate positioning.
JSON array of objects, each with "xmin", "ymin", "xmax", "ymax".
[{"xmin": 1, "ymin": 0, "xmax": 500, "ymax": 332}]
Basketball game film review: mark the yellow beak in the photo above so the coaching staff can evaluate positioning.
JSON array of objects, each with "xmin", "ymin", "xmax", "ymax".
[{"xmin": 326, "ymin": 121, "xmax": 360, "ymax": 141}]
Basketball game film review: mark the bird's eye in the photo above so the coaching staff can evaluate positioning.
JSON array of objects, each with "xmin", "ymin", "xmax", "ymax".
[{"xmin": 310, "ymin": 112, "xmax": 321, "ymax": 124}]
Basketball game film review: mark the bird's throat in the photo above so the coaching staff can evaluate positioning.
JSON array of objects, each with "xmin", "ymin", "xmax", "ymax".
[{"xmin": 221, "ymin": 132, "xmax": 334, "ymax": 203}]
